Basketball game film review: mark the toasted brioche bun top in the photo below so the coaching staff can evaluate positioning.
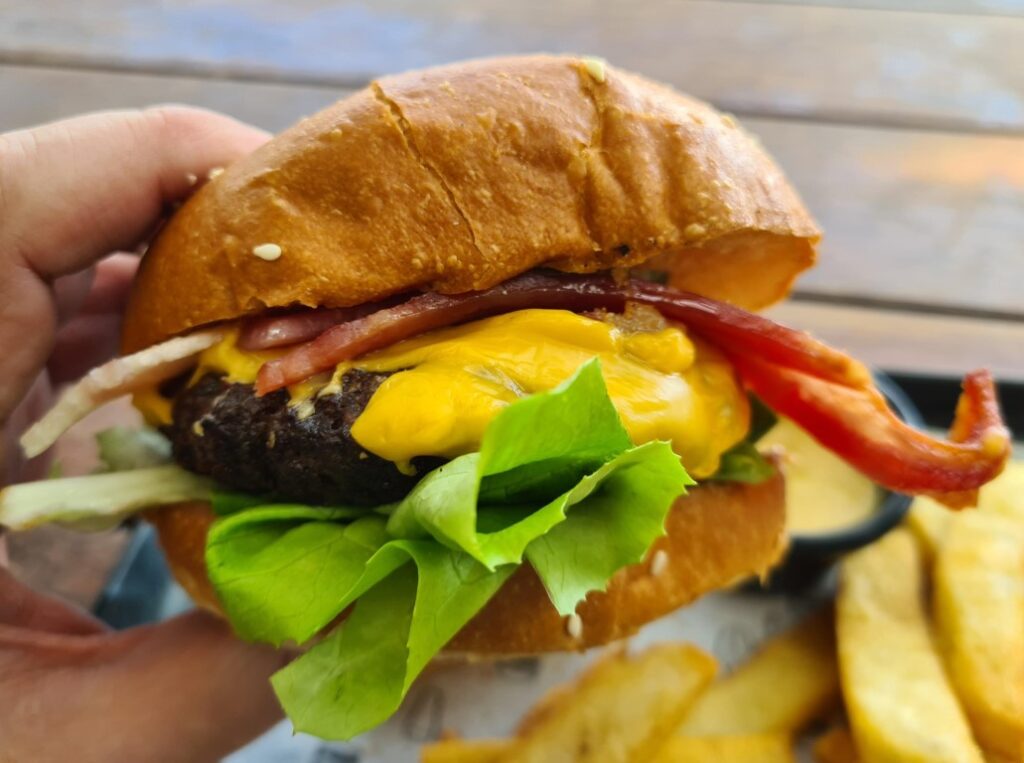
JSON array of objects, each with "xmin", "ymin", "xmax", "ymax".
[
  {"xmin": 122, "ymin": 55, "xmax": 819, "ymax": 353},
  {"xmin": 149, "ymin": 471, "xmax": 786, "ymax": 654}
]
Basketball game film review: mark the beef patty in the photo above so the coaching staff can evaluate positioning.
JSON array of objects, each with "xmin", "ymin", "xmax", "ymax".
[{"xmin": 168, "ymin": 371, "xmax": 444, "ymax": 506}]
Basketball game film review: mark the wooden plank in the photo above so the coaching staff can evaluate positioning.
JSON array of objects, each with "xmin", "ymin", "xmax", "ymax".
[
  {"xmin": 1, "ymin": 1, "xmax": 1022, "ymax": 133},
  {"xmin": 723, "ymin": 0, "xmax": 1024, "ymax": 18},
  {"xmin": 745, "ymin": 117, "xmax": 1024, "ymax": 318},
  {"xmin": 7, "ymin": 65, "xmax": 1020, "ymax": 317},
  {"xmin": 0, "ymin": 64, "xmax": 342, "ymax": 134},
  {"xmin": 768, "ymin": 302, "xmax": 1024, "ymax": 381}
]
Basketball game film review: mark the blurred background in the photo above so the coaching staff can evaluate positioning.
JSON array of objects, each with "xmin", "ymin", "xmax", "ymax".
[
  {"xmin": 2, "ymin": 1, "xmax": 1021, "ymax": 760},
  {"xmin": 3, "ymin": 1, "xmax": 1021, "ymax": 372}
]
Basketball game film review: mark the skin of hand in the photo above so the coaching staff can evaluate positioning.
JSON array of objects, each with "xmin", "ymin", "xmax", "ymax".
[{"xmin": 0, "ymin": 107, "xmax": 290, "ymax": 763}]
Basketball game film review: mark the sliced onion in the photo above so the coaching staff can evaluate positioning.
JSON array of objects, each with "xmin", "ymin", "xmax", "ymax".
[{"xmin": 20, "ymin": 328, "xmax": 225, "ymax": 458}]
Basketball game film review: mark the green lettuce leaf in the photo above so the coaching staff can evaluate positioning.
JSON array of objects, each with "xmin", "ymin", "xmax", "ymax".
[
  {"xmin": 210, "ymin": 490, "xmax": 388, "ymax": 519},
  {"xmin": 205, "ymin": 512, "xmax": 388, "ymax": 645},
  {"xmin": 525, "ymin": 441, "xmax": 692, "ymax": 614},
  {"xmin": 711, "ymin": 440, "xmax": 776, "ymax": 484},
  {"xmin": 272, "ymin": 565, "xmax": 417, "ymax": 739},
  {"xmin": 385, "ymin": 360, "xmax": 657, "ymax": 570},
  {"xmin": 206, "ymin": 359, "xmax": 692, "ymax": 740},
  {"xmin": 271, "ymin": 543, "xmax": 512, "ymax": 738},
  {"xmin": 96, "ymin": 426, "xmax": 172, "ymax": 471},
  {"xmin": 708, "ymin": 394, "xmax": 778, "ymax": 484},
  {"xmin": 211, "ymin": 491, "xmax": 269, "ymax": 517},
  {"xmin": 747, "ymin": 394, "xmax": 779, "ymax": 443}
]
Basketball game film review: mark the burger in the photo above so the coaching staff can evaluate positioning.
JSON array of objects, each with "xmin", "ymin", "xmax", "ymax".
[{"xmin": 1, "ymin": 56, "xmax": 1009, "ymax": 740}]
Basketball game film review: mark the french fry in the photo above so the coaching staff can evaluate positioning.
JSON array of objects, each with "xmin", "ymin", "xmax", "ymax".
[
  {"xmin": 500, "ymin": 644, "xmax": 717, "ymax": 763},
  {"xmin": 933, "ymin": 513, "xmax": 1024, "ymax": 760},
  {"xmin": 907, "ymin": 461, "xmax": 1024, "ymax": 562},
  {"xmin": 676, "ymin": 609, "xmax": 839, "ymax": 735},
  {"xmin": 421, "ymin": 739, "xmax": 509, "ymax": 763},
  {"xmin": 419, "ymin": 731, "xmax": 798, "ymax": 763},
  {"xmin": 837, "ymin": 529, "xmax": 985, "ymax": 763},
  {"xmin": 813, "ymin": 725, "xmax": 861, "ymax": 763},
  {"xmin": 972, "ymin": 460, "xmax": 1024, "ymax": 525},
  {"xmin": 982, "ymin": 752, "xmax": 1018, "ymax": 763},
  {"xmin": 652, "ymin": 733, "xmax": 794, "ymax": 762},
  {"xmin": 905, "ymin": 494, "xmax": 950, "ymax": 563}
]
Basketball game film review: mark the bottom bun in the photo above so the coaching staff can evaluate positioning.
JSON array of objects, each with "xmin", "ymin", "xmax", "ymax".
[{"xmin": 148, "ymin": 470, "xmax": 786, "ymax": 654}]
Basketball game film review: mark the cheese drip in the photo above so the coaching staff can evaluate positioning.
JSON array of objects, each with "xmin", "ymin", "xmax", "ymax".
[{"xmin": 140, "ymin": 309, "xmax": 751, "ymax": 479}]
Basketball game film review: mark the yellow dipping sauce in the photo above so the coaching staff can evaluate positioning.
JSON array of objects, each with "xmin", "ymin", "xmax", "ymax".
[
  {"xmin": 759, "ymin": 417, "xmax": 878, "ymax": 535},
  {"xmin": 148, "ymin": 309, "xmax": 752, "ymax": 479}
]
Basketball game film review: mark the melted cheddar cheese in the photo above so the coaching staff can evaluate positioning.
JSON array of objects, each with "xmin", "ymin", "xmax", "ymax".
[{"xmin": 136, "ymin": 309, "xmax": 751, "ymax": 479}]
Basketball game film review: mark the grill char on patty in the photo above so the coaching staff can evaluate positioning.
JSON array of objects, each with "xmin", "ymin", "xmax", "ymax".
[{"xmin": 168, "ymin": 371, "xmax": 445, "ymax": 506}]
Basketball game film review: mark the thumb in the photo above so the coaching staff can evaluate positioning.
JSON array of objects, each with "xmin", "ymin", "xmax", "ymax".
[
  {"xmin": 0, "ymin": 564, "xmax": 108, "ymax": 636},
  {"xmin": 0, "ymin": 610, "xmax": 288, "ymax": 763}
]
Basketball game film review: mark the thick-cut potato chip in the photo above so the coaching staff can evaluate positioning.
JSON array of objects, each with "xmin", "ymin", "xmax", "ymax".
[
  {"xmin": 499, "ymin": 644, "xmax": 716, "ymax": 763},
  {"xmin": 677, "ymin": 609, "xmax": 839, "ymax": 735},
  {"xmin": 651, "ymin": 733, "xmax": 794, "ymax": 762},
  {"xmin": 421, "ymin": 739, "xmax": 509, "ymax": 763},
  {"xmin": 838, "ymin": 529, "xmax": 984, "ymax": 763},
  {"xmin": 934, "ymin": 513, "xmax": 1024, "ymax": 760},
  {"xmin": 813, "ymin": 725, "xmax": 861, "ymax": 763}
]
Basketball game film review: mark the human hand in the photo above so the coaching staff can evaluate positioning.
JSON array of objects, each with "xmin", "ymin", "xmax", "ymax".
[{"xmin": 0, "ymin": 108, "xmax": 288, "ymax": 763}]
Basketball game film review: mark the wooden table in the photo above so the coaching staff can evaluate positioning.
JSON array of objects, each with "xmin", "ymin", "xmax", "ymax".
[{"xmin": 2, "ymin": 0, "xmax": 1022, "ymax": 608}]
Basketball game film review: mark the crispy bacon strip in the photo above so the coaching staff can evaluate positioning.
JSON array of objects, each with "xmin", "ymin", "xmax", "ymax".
[
  {"xmin": 239, "ymin": 307, "xmax": 364, "ymax": 351},
  {"xmin": 729, "ymin": 356, "xmax": 1009, "ymax": 507},
  {"xmin": 255, "ymin": 273, "xmax": 869, "ymax": 394},
  {"xmin": 253, "ymin": 272, "xmax": 1009, "ymax": 505},
  {"xmin": 628, "ymin": 279, "xmax": 872, "ymax": 389},
  {"xmin": 238, "ymin": 296, "xmax": 405, "ymax": 351},
  {"xmin": 254, "ymin": 274, "xmax": 618, "ymax": 394}
]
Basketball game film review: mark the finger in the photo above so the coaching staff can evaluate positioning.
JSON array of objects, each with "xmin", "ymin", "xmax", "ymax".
[
  {"xmin": 0, "ymin": 107, "xmax": 268, "ymax": 279},
  {"xmin": 80, "ymin": 254, "xmax": 139, "ymax": 315},
  {"xmin": 0, "ymin": 108, "xmax": 269, "ymax": 426},
  {"xmin": 52, "ymin": 253, "xmax": 138, "ymax": 328},
  {"xmin": 48, "ymin": 313, "xmax": 123, "ymax": 384},
  {"xmin": 0, "ymin": 611, "xmax": 287, "ymax": 763},
  {"xmin": 0, "ymin": 566, "xmax": 107, "ymax": 635},
  {"xmin": 48, "ymin": 256, "xmax": 141, "ymax": 382},
  {"xmin": 53, "ymin": 268, "xmax": 96, "ymax": 325}
]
